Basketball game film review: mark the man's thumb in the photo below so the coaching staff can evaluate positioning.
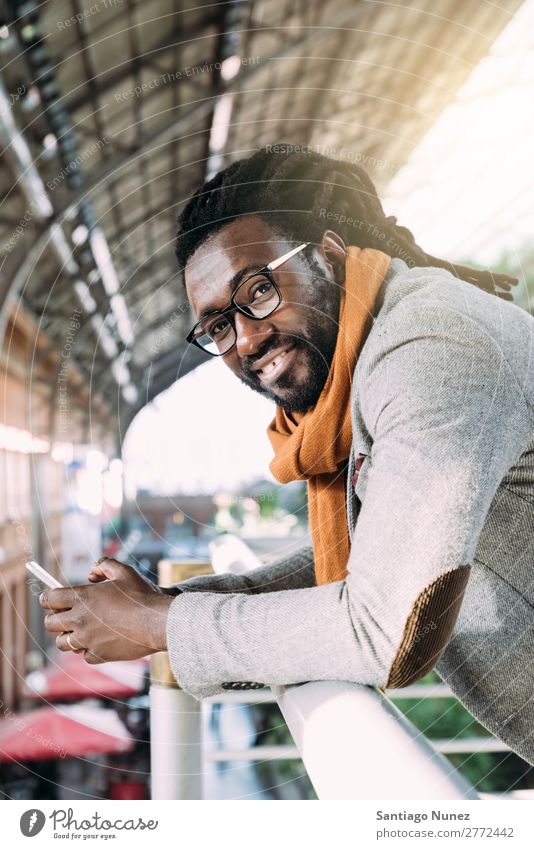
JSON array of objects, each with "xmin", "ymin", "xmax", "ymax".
[{"xmin": 88, "ymin": 557, "xmax": 132, "ymax": 582}]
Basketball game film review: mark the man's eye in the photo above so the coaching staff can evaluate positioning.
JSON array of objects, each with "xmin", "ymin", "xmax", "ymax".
[
  {"xmin": 251, "ymin": 280, "xmax": 274, "ymax": 300},
  {"xmin": 208, "ymin": 318, "xmax": 231, "ymax": 338}
]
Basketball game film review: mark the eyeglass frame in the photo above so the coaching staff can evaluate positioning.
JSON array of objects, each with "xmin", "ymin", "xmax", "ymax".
[{"xmin": 186, "ymin": 241, "xmax": 311, "ymax": 357}]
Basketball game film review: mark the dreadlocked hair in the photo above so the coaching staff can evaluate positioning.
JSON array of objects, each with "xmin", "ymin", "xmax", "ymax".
[{"xmin": 175, "ymin": 145, "xmax": 517, "ymax": 300}]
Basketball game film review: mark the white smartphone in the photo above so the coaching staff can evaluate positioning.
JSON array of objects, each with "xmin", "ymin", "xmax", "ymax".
[{"xmin": 26, "ymin": 560, "xmax": 64, "ymax": 589}]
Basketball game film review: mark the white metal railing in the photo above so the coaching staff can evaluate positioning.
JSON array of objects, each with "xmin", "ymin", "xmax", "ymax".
[
  {"xmin": 204, "ymin": 683, "xmax": 480, "ymax": 799},
  {"xmin": 270, "ymin": 680, "xmax": 478, "ymax": 800}
]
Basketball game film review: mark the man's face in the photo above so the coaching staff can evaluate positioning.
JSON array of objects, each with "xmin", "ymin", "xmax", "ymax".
[{"xmin": 184, "ymin": 216, "xmax": 344, "ymax": 413}]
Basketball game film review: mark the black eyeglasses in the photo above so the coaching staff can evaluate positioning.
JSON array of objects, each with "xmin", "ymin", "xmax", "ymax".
[{"xmin": 186, "ymin": 242, "xmax": 311, "ymax": 356}]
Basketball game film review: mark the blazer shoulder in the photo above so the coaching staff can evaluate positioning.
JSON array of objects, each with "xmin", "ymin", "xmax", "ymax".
[
  {"xmin": 355, "ymin": 296, "xmax": 468, "ymax": 387},
  {"xmin": 359, "ymin": 289, "xmax": 514, "ymax": 374},
  {"xmin": 352, "ymin": 294, "xmax": 533, "ymax": 436}
]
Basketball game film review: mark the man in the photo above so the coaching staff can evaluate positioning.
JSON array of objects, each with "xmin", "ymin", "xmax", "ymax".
[{"xmin": 41, "ymin": 146, "xmax": 534, "ymax": 765}]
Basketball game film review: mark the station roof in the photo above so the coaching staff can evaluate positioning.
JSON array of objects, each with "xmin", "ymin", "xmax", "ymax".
[{"xmin": 0, "ymin": 0, "xmax": 523, "ymax": 431}]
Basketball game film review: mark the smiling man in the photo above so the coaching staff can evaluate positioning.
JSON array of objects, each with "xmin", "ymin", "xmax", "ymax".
[
  {"xmin": 184, "ymin": 218, "xmax": 342, "ymax": 412},
  {"xmin": 41, "ymin": 146, "xmax": 534, "ymax": 766}
]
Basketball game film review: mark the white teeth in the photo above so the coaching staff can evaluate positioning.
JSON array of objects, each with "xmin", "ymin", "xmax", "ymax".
[{"xmin": 260, "ymin": 350, "xmax": 287, "ymax": 376}]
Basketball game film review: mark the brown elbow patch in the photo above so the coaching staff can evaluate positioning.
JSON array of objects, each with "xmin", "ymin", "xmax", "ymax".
[{"xmin": 385, "ymin": 565, "xmax": 471, "ymax": 689}]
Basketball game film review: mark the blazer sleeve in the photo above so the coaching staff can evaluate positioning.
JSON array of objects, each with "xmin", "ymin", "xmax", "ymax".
[
  {"xmin": 165, "ymin": 304, "xmax": 532, "ymax": 699},
  {"xmin": 161, "ymin": 540, "xmax": 315, "ymax": 595}
]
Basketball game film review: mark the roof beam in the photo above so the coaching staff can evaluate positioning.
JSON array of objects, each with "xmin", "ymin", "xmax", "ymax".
[
  {"xmin": 2, "ymin": 5, "xmax": 371, "ymax": 315},
  {"xmin": 62, "ymin": 13, "xmax": 219, "ymax": 114}
]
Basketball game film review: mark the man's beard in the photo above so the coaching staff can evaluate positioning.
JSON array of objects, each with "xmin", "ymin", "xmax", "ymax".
[{"xmin": 237, "ymin": 260, "xmax": 341, "ymax": 413}]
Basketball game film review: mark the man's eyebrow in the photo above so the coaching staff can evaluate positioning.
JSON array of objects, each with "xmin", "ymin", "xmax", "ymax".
[{"xmin": 197, "ymin": 263, "xmax": 261, "ymax": 320}]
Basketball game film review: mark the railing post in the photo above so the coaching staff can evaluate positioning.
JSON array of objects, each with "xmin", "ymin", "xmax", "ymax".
[{"xmin": 149, "ymin": 559, "xmax": 212, "ymax": 800}]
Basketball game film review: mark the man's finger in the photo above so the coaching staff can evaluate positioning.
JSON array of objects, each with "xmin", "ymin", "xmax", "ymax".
[
  {"xmin": 83, "ymin": 651, "xmax": 104, "ymax": 665},
  {"xmin": 55, "ymin": 632, "xmax": 86, "ymax": 653},
  {"xmin": 87, "ymin": 555, "xmax": 108, "ymax": 582},
  {"xmin": 44, "ymin": 612, "xmax": 75, "ymax": 633},
  {"xmin": 39, "ymin": 588, "xmax": 80, "ymax": 610}
]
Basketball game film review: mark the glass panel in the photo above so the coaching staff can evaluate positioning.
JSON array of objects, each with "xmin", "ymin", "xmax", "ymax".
[
  {"xmin": 0, "ymin": 449, "xmax": 6, "ymax": 525},
  {"xmin": 5, "ymin": 451, "xmax": 19, "ymax": 518}
]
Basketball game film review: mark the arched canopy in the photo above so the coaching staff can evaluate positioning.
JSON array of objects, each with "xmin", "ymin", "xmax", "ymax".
[{"xmin": 0, "ymin": 0, "xmax": 521, "ymax": 434}]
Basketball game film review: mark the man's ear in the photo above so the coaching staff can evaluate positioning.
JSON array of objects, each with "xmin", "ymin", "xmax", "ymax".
[{"xmin": 319, "ymin": 230, "xmax": 347, "ymax": 284}]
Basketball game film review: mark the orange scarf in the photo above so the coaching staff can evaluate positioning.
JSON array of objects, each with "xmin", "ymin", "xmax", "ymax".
[{"xmin": 267, "ymin": 246, "xmax": 391, "ymax": 585}]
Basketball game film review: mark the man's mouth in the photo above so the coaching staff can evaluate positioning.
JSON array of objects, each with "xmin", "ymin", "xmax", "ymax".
[{"xmin": 253, "ymin": 346, "xmax": 297, "ymax": 386}]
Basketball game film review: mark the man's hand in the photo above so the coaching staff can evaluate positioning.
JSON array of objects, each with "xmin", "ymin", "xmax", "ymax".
[{"xmin": 39, "ymin": 557, "xmax": 174, "ymax": 664}]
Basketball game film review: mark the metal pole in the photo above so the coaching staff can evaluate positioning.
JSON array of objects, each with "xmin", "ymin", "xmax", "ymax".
[
  {"xmin": 149, "ymin": 559, "xmax": 212, "ymax": 800},
  {"xmin": 149, "ymin": 655, "xmax": 203, "ymax": 800}
]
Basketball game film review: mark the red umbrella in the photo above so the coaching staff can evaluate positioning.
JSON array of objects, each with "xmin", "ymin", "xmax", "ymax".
[
  {"xmin": 0, "ymin": 703, "xmax": 134, "ymax": 762},
  {"xmin": 23, "ymin": 652, "xmax": 149, "ymax": 702}
]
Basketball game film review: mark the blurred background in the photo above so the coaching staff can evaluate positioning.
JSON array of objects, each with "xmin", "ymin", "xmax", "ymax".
[{"xmin": 1, "ymin": 0, "xmax": 534, "ymax": 801}]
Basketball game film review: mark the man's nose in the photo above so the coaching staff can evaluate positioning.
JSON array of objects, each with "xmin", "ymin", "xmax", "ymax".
[{"xmin": 234, "ymin": 312, "xmax": 274, "ymax": 357}]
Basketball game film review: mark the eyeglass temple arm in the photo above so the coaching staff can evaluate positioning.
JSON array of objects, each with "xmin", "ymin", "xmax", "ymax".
[{"xmin": 267, "ymin": 242, "xmax": 310, "ymax": 272}]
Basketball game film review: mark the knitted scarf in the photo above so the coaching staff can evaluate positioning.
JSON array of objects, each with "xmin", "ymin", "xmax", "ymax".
[{"xmin": 267, "ymin": 246, "xmax": 391, "ymax": 585}]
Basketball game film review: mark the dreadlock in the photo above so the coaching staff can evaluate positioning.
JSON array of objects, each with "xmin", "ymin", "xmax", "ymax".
[{"xmin": 175, "ymin": 145, "xmax": 517, "ymax": 300}]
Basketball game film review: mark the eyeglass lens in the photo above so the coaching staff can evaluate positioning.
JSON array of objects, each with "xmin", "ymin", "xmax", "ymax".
[{"xmin": 193, "ymin": 274, "xmax": 280, "ymax": 355}]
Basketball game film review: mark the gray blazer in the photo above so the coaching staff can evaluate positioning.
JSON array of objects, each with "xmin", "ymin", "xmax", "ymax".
[{"xmin": 166, "ymin": 257, "xmax": 534, "ymax": 766}]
